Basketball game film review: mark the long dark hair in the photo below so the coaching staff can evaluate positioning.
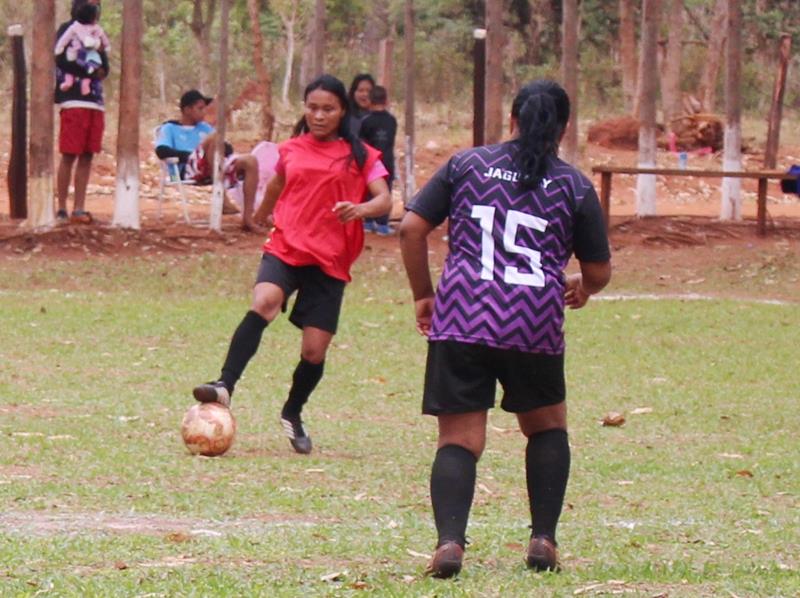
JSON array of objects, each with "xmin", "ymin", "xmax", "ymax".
[
  {"xmin": 347, "ymin": 73, "xmax": 376, "ymax": 112},
  {"xmin": 510, "ymin": 80, "xmax": 570, "ymax": 189},
  {"xmin": 293, "ymin": 74, "xmax": 367, "ymax": 170}
]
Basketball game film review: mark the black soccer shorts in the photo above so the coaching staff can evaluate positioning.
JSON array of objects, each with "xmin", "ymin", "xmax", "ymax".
[
  {"xmin": 256, "ymin": 253, "xmax": 346, "ymax": 334},
  {"xmin": 422, "ymin": 340, "xmax": 566, "ymax": 415}
]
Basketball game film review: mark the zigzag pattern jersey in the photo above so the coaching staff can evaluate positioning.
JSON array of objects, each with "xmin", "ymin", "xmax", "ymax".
[{"xmin": 408, "ymin": 142, "xmax": 610, "ymax": 355}]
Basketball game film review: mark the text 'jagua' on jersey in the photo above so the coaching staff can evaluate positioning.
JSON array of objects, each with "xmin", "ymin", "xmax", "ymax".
[{"xmin": 482, "ymin": 167, "xmax": 553, "ymax": 189}]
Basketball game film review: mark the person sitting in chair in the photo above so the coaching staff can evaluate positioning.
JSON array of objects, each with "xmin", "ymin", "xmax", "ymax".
[{"xmin": 155, "ymin": 89, "xmax": 262, "ymax": 231}]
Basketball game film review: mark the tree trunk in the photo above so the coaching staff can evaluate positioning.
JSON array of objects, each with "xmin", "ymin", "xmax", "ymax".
[
  {"xmin": 560, "ymin": 0, "xmax": 579, "ymax": 163},
  {"xmin": 636, "ymin": 0, "xmax": 662, "ymax": 217},
  {"xmin": 720, "ymin": 0, "xmax": 742, "ymax": 220},
  {"xmin": 210, "ymin": 0, "xmax": 230, "ymax": 232},
  {"xmin": 763, "ymin": 34, "xmax": 791, "ymax": 169},
  {"xmin": 365, "ymin": 0, "xmax": 389, "ymax": 72},
  {"xmin": 403, "ymin": 0, "xmax": 416, "ymax": 204},
  {"xmin": 29, "ymin": 0, "xmax": 55, "ymax": 229},
  {"xmin": 113, "ymin": 0, "xmax": 143, "ymax": 229},
  {"xmin": 247, "ymin": 0, "xmax": 274, "ymax": 140},
  {"xmin": 281, "ymin": 8, "xmax": 296, "ymax": 105},
  {"xmin": 698, "ymin": 0, "xmax": 727, "ymax": 112},
  {"xmin": 311, "ymin": 0, "xmax": 326, "ymax": 77},
  {"xmin": 619, "ymin": 0, "xmax": 637, "ymax": 114},
  {"xmin": 485, "ymin": 0, "xmax": 504, "ymax": 144},
  {"xmin": 190, "ymin": 0, "xmax": 216, "ymax": 92},
  {"xmin": 8, "ymin": 25, "xmax": 27, "ymax": 219},
  {"xmin": 660, "ymin": 0, "xmax": 683, "ymax": 129}
]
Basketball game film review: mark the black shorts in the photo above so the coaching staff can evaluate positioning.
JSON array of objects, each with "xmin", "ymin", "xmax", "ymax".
[
  {"xmin": 422, "ymin": 340, "xmax": 565, "ymax": 415},
  {"xmin": 256, "ymin": 253, "xmax": 346, "ymax": 334}
]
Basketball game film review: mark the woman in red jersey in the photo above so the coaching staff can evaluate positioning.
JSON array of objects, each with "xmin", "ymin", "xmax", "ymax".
[{"xmin": 193, "ymin": 74, "xmax": 391, "ymax": 455}]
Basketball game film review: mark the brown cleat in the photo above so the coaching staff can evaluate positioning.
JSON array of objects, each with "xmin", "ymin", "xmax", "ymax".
[
  {"xmin": 425, "ymin": 541, "xmax": 464, "ymax": 579},
  {"xmin": 526, "ymin": 536, "xmax": 559, "ymax": 572}
]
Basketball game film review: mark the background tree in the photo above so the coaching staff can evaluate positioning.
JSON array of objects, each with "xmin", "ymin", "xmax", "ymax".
[
  {"xmin": 636, "ymin": 0, "xmax": 662, "ymax": 217},
  {"xmin": 188, "ymin": 0, "xmax": 216, "ymax": 91},
  {"xmin": 560, "ymin": 0, "xmax": 579, "ymax": 163},
  {"xmin": 721, "ymin": 0, "xmax": 743, "ymax": 220},
  {"xmin": 113, "ymin": 0, "xmax": 144, "ymax": 230},
  {"xmin": 660, "ymin": 0, "xmax": 683, "ymax": 130},
  {"xmin": 485, "ymin": 0, "xmax": 504, "ymax": 144},
  {"xmin": 618, "ymin": 0, "xmax": 637, "ymax": 114},
  {"xmin": 246, "ymin": 0, "xmax": 274, "ymax": 140},
  {"xmin": 28, "ymin": 0, "xmax": 55, "ymax": 229},
  {"xmin": 698, "ymin": 0, "xmax": 728, "ymax": 112},
  {"xmin": 311, "ymin": 0, "xmax": 326, "ymax": 77}
]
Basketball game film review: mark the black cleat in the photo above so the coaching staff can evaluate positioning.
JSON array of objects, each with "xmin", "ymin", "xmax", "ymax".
[
  {"xmin": 280, "ymin": 413, "xmax": 312, "ymax": 454},
  {"xmin": 192, "ymin": 381, "xmax": 231, "ymax": 407}
]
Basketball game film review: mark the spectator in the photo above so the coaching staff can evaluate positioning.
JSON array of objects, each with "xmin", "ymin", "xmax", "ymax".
[
  {"xmin": 155, "ymin": 90, "xmax": 263, "ymax": 231},
  {"xmin": 54, "ymin": 0, "xmax": 108, "ymax": 225},
  {"xmin": 359, "ymin": 85, "xmax": 397, "ymax": 235},
  {"xmin": 347, "ymin": 73, "xmax": 375, "ymax": 136}
]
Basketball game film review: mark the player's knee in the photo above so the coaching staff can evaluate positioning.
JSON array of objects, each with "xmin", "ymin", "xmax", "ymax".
[
  {"xmin": 250, "ymin": 295, "xmax": 281, "ymax": 322},
  {"xmin": 300, "ymin": 346, "xmax": 327, "ymax": 364},
  {"xmin": 439, "ymin": 437, "xmax": 484, "ymax": 461}
]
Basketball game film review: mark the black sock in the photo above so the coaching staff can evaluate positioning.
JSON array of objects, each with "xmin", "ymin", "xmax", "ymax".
[
  {"xmin": 219, "ymin": 310, "xmax": 268, "ymax": 392},
  {"xmin": 281, "ymin": 358, "xmax": 325, "ymax": 417},
  {"xmin": 526, "ymin": 429, "xmax": 570, "ymax": 543},
  {"xmin": 430, "ymin": 444, "xmax": 477, "ymax": 548}
]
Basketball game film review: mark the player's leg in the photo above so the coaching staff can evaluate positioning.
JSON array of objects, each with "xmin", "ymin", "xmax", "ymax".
[
  {"xmin": 423, "ymin": 341, "xmax": 495, "ymax": 578},
  {"xmin": 501, "ymin": 350, "xmax": 569, "ymax": 572},
  {"xmin": 279, "ymin": 267, "xmax": 345, "ymax": 454},
  {"xmin": 279, "ymin": 326, "xmax": 332, "ymax": 454},
  {"xmin": 193, "ymin": 255, "xmax": 291, "ymax": 406},
  {"xmin": 426, "ymin": 410, "xmax": 486, "ymax": 578},
  {"xmin": 517, "ymin": 402, "xmax": 568, "ymax": 571}
]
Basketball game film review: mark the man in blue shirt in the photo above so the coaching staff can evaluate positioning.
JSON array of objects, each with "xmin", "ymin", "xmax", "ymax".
[{"xmin": 156, "ymin": 90, "xmax": 262, "ymax": 231}]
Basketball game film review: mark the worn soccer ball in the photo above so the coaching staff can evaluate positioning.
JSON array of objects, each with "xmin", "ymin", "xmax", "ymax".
[{"xmin": 181, "ymin": 403, "xmax": 236, "ymax": 457}]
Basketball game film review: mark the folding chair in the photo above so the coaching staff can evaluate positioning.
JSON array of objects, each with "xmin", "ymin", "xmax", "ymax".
[{"xmin": 153, "ymin": 123, "xmax": 196, "ymax": 224}]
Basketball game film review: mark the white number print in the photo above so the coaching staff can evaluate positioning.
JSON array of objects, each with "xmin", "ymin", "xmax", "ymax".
[{"xmin": 470, "ymin": 206, "xmax": 548, "ymax": 287}]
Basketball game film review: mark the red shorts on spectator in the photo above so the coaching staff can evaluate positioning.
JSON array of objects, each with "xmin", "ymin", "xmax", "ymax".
[{"xmin": 59, "ymin": 107, "xmax": 104, "ymax": 155}]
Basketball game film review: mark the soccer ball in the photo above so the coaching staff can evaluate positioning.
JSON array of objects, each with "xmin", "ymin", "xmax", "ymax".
[{"xmin": 181, "ymin": 403, "xmax": 236, "ymax": 457}]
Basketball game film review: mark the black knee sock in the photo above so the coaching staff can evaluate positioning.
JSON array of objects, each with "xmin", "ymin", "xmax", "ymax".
[
  {"xmin": 430, "ymin": 444, "xmax": 477, "ymax": 549},
  {"xmin": 281, "ymin": 358, "xmax": 325, "ymax": 417},
  {"xmin": 219, "ymin": 310, "xmax": 268, "ymax": 392},
  {"xmin": 526, "ymin": 429, "xmax": 570, "ymax": 543}
]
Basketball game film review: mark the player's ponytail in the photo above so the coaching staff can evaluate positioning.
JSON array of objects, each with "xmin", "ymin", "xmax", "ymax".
[
  {"xmin": 293, "ymin": 74, "xmax": 367, "ymax": 170},
  {"xmin": 511, "ymin": 80, "xmax": 570, "ymax": 189}
]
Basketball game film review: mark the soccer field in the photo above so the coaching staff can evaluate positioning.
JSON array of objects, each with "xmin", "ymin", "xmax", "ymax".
[{"xmin": 1, "ymin": 254, "xmax": 798, "ymax": 597}]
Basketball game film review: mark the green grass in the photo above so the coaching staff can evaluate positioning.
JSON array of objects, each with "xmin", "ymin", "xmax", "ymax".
[{"xmin": 0, "ymin": 253, "xmax": 798, "ymax": 597}]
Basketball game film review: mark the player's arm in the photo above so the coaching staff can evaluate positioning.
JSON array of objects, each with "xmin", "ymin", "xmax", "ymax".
[
  {"xmin": 565, "ymin": 261, "xmax": 611, "ymax": 309},
  {"xmin": 399, "ymin": 211, "xmax": 437, "ymax": 336},
  {"xmin": 566, "ymin": 184, "xmax": 612, "ymax": 309},
  {"xmin": 333, "ymin": 173, "xmax": 391, "ymax": 222},
  {"xmin": 254, "ymin": 173, "xmax": 285, "ymax": 226}
]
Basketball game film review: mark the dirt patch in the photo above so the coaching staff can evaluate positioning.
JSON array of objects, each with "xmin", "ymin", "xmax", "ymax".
[
  {"xmin": 0, "ymin": 510, "xmax": 329, "ymax": 538},
  {"xmin": 0, "ymin": 404, "xmax": 61, "ymax": 418}
]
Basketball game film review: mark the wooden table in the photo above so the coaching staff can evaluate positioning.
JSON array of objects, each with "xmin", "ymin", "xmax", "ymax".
[{"xmin": 591, "ymin": 166, "xmax": 797, "ymax": 236}]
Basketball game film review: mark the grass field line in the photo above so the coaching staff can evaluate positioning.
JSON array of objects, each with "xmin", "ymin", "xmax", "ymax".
[{"xmin": 597, "ymin": 292, "xmax": 794, "ymax": 305}]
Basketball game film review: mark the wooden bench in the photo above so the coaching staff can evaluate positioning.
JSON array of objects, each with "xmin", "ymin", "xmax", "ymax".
[{"xmin": 591, "ymin": 166, "xmax": 798, "ymax": 236}]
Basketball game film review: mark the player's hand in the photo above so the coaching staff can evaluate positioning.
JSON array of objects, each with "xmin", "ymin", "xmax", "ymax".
[
  {"xmin": 564, "ymin": 273, "xmax": 590, "ymax": 309},
  {"xmin": 253, "ymin": 212, "xmax": 273, "ymax": 228},
  {"xmin": 333, "ymin": 201, "xmax": 362, "ymax": 223},
  {"xmin": 414, "ymin": 296, "xmax": 435, "ymax": 337}
]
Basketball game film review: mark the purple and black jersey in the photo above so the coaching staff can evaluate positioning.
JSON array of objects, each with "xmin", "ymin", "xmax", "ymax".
[{"xmin": 407, "ymin": 142, "xmax": 610, "ymax": 355}]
